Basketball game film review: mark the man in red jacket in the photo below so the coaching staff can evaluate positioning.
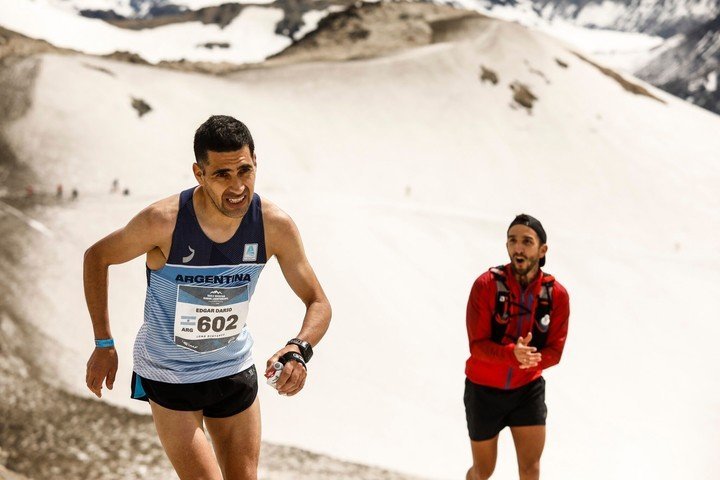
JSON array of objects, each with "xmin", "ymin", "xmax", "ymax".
[{"xmin": 465, "ymin": 214, "xmax": 570, "ymax": 480}]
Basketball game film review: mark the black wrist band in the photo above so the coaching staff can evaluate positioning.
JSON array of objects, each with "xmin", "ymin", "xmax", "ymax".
[
  {"xmin": 286, "ymin": 338, "xmax": 313, "ymax": 363},
  {"xmin": 280, "ymin": 351, "xmax": 307, "ymax": 370}
]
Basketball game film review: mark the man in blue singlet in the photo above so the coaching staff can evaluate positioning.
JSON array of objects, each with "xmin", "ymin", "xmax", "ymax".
[{"xmin": 83, "ymin": 115, "xmax": 332, "ymax": 480}]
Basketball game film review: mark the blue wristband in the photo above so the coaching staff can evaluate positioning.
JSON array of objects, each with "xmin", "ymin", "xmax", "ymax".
[{"xmin": 95, "ymin": 338, "xmax": 115, "ymax": 348}]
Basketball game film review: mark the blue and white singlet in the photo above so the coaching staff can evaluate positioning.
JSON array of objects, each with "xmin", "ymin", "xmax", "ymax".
[{"xmin": 133, "ymin": 187, "xmax": 266, "ymax": 383}]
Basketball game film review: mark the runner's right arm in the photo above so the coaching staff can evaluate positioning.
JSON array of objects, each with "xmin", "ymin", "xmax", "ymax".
[{"xmin": 83, "ymin": 199, "xmax": 176, "ymax": 398}]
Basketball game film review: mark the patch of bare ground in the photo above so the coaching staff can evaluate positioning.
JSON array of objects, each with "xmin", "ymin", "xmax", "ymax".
[
  {"xmin": 265, "ymin": 1, "xmax": 482, "ymax": 65},
  {"xmin": 95, "ymin": 50, "xmax": 252, "ymax": 76},
  {"xmin": 0, "ymin": 27, "xmax": 76, "ymax": 63},
  {"xmin": 101, "ymin": 50, "xmax": 151, "ymax": 65},
  {"xmin": 104, "ymin": 3, "xmax": 246, "ymax": 30},
  {"xmin": 510, "ymin": 81, "xmax": 537, "ymax": 111},
  {"xmin": 131, "ymin": 97, "xmax": 152, "ymax": 117},
  {"xmin": 572, "ymin": 52, "xmax": 666, "ymax": 104},
  {"xmin": 523, "ymin": 60, "xmax": 550, "ymax": 84},
  {"xmin": 199, "ymin": 42, "xmax": 230, "ymax": 49},
  {"xmin": 82, "ymin": 63, "xmax": 116, "ymax": 76},
  {"xmin": 157, "ymin": 58, "xmax": 250, "ymax": 75},
  {"xmin": 479, "ymin": 66, "xmax": 499, "ymax": 85},
  {"xmin": 429, "ymin": 13, "xmax": 490, "ymax": 43}
]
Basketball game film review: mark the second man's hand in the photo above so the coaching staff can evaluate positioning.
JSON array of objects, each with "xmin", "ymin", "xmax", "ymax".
[
  {"xmin": 266, "ymin": 344, "xmax": 306, "ymax": 396},
  {"xmin": 514, "ymin": 332, "xmax": 542, "ymax": 369}
]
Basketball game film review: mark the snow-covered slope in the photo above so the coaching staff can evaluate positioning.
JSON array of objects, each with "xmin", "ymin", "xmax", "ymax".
[
  {"xmin": 0, "ymin": 0, "xmax": 327, "ymax": 63},
  {"xmin": 448, "ymin": 0, "xmax": 666, "ymax": 71},
  {"xmin": 456, "ymin": 0, "xmax": 720, "ymax": 112},
  {"xmin": 1, "ymin": 4, "xmax": 719, "ymax": 480}
]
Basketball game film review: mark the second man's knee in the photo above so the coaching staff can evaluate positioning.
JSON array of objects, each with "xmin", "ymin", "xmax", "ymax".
[
  {"xmin": 519, "ymin": 460, "xmax": 540, "ymax": 479},
  {"xmin": 467, "ymin": 465, "xmax": 494, "ymax": 480},
  {"xmin": 227, "ymin": 461, "xmax": 258, "ymax": 480}
]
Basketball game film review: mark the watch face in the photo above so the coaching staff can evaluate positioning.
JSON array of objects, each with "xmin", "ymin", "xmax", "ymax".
[{"xmin": 289, "ymin": 338, "xmax": 312, "ymax": 362}]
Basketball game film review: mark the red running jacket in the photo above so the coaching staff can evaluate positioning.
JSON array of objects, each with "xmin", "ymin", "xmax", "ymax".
[{"xmin": 465, "ymin": 264, "xmax": 570, "ymax": 390}]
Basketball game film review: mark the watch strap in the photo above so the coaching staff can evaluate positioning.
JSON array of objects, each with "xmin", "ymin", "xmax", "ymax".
[
  {"xmin": 286, "ymin": 338, "xmax": 313, "ymax": 363},
  {"xmin": 280, "ymin": 351, "xmax": 307, "ymax": 370}
]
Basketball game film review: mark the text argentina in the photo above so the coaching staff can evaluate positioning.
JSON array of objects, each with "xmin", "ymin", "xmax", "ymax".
[{"xmin": 175, "ymin": 273, "xmax": 251, "ymax": 283}]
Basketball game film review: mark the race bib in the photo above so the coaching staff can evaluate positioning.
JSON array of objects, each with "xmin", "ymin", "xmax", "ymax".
[{"xmin": 174, "ymin": 284, "xmax": 249, "ymax": 353}]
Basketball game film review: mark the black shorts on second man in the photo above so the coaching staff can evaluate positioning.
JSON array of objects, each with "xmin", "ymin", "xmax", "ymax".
[
  {"xmin": 131, "ymin": 365, "xmax": 258, "ymax": 418},
  {"xmin": 464, "ymin": 376, "xmax": 547, "ymax": 441}
]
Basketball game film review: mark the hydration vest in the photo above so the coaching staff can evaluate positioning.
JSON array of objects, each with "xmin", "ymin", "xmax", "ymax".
[{"xmin": 489, "ymin": 265, "xmax": 554, "ymax": 350}]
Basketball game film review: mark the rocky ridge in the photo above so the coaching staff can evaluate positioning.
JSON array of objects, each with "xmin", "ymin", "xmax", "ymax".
[
  {"xmin": 517, "ymin": 0, "xmax": 720, "ymax": 37},
  {"xmin": 265, "ymin": 1, "xmax": 488, "ymax": 64},
  {"xmin": 637, "ymin": 13, "xmax": 720, "ymax": 114}
]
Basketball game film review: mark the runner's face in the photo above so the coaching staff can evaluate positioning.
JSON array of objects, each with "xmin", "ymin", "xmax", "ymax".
[
  {"xmin": 194, "ymin": 147, "xmax": 256, "ymax": 218},
  {"xmin": 506, "ymin": 225, "xmax": 547, "ymax": 277}
]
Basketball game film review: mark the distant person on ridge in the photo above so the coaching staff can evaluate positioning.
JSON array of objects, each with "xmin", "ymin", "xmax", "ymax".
[
  {"xmin": 83, "ymin": 115, "xmax": 331, "ymax": 480},
  {"xmin": 464, "ymin": 214, "xmax": 570, "ymax": 480}
]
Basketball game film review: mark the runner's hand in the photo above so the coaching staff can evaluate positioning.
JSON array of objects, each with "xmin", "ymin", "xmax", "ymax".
[
  {"xmin": 514, "ymin": 332, "xmax": 542, "ymax": 369},
  {"xmin": 266, "ymin": 345, "xmax": 306, "ymax": 396},
  {"xmin": 86, "ymin": 347, "xmax": 118, "ymax": 398}
]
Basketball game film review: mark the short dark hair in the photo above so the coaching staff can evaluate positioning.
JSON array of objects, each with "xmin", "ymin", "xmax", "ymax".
[
  {"xmin": 508, "ymin": 213, "xmax": 547, "ymax": 267},
  {"xmin": 508, "ymin": 214, "xmax": 546, "ymax": 244},
  {"xmin": 193, "ymin": 115, "xmax": 255, "ymax": 166}
]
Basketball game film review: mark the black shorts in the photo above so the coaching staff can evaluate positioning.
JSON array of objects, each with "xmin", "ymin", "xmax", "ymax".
[
  {"xmin": 131, "ymin": 365, "xmax": 258, "ymax": 418},
  {"xmin": 464, "ymin": 376, "xmax": 547, "ymax": 441}
]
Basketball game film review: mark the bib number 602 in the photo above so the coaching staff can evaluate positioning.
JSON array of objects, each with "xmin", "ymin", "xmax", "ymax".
[{"xmin": 197, "ymin": 315, "xmax": 239, "ymax": 333}]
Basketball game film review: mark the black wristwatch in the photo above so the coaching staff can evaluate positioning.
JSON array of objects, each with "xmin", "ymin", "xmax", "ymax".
[{"xmin": 287, "ymin": 338, "xmax": 313, "ymax": 363}]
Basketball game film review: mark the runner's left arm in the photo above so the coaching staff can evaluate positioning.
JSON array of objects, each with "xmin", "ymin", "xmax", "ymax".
[
  {"xmin": 265, "ymin": 207, "xmax": 331, "ymax": 396},
  {"xmin": 521, "ymin": 284, "xmax": 570, "ymax": 370}
]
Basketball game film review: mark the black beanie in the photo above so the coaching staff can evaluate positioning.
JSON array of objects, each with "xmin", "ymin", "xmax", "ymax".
[{"xmin": 508, "ymin": 214, "xmax": 547, "ymax": 267}]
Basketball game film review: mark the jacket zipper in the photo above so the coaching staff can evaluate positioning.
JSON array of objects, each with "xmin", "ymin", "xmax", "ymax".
[{"xmin": 505, "ymin": 290, "xmax": 534, "ymax": 389}]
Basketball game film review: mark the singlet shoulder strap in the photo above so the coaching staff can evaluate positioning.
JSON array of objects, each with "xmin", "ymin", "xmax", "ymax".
[
  {"xmin": 179, "ymin": 187, "xmax": 195, "ymax": 209},
  {"xmin": 166, "ymin": 187, "xmax": 202, "ymax": 265}
]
